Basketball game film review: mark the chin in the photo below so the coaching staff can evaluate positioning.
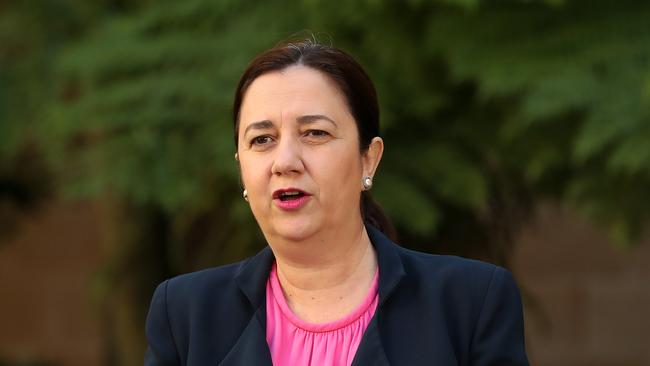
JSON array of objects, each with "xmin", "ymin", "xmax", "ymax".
[{"xmin": 271, "ymin": 218, "xmax": 320, "ymax": 242}]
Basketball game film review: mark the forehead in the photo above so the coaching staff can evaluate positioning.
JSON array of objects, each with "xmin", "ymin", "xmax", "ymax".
[{"xmin": 239, "ymin": 65, "xmax": 352, "ymax": 125}]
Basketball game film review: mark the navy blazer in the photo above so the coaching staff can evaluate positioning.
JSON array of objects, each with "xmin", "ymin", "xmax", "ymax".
[{"xmin": 145, "ymin": 225, "xmax": 529, "ymax": 365}]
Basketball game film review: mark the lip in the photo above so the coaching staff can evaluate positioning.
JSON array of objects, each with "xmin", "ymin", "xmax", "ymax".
[{"xmin": 272, "ymin": 188, "xmax": 312, "ymax": 211}]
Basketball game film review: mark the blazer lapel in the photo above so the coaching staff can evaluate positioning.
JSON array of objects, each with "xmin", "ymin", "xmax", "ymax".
[
  {"xmin": 354, "ymin": 225, "xmax": 407, "ymax": 366},
  {"xmin": 351, "ymin": 315, "xmax": 390, "ymax": 366},
  {"xmin": 218, "ymin": 246, "xmax": 275, "ymax": 366},
  {"xmin": 366, "ymin": 224, "xmax": 406, "ymax": 307},
  {"xmin": 217, "ymin": 307, "xmax": 273, "ymax": 366}
]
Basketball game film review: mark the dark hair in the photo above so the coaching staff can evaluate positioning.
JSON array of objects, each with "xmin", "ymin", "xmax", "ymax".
[{"xmin": 232, "ymin": 39, "xmax": 396, "ymax": 241}]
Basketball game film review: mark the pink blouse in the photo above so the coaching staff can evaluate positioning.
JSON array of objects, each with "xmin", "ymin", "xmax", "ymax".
[{"xmin": 265, "ymin": 263, "xmax": 379, "ymax": 366}]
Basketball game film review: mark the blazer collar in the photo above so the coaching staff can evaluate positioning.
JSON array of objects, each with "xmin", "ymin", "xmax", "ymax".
[
  {"xmin": 220, "ymin": 248, "xmax": 275, "ymax": 366},
  {"xmin": 352, "ymin": 225, "xmax": 406, "ymax": 366},
  {"xmin": 366, "ymin": 224, "xmax": 407, "ymax": 306},
  {"xmin": 233, "ymin": 244, "xmax": 275, "ymax": 311},
  {"xmin": 217, "ymin": 306, "xmax": 273, "ymax": 366}
]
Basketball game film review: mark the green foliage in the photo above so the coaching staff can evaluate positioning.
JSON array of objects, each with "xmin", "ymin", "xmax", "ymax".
[
  {"xmin": 420, "ymin": 0, "xmax": 650, "ymax": 244},
  {"xmin": 2, "ymin": 0, "xmax": 648, "ymax": 255},
  {"xmin": 2, "ymin": 0, "xmax": 648, "ymax": 264}
]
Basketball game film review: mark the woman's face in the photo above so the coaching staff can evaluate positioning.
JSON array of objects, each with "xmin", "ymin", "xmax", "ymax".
[{"xmin": 237, "ymin": 65, "xmax": 382, "ymax": 242}]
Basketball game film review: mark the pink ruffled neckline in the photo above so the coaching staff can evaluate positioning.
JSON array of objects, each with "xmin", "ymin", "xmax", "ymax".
[{"xmin": 268, "ymin": 262, "xmax": 379, "ymax": 333}]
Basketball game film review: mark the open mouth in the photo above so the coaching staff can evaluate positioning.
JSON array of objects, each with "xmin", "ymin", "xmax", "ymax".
[
  {"xmin": 273, "ymin": 188, "xmax": 309, "ymax": 201},
  {"xmin": 272, "ymin": 188, "xmax": 311, "ymax": 209},
  {"xmin": 277, "ymin": 191, "xmax": 306, "ymax": 201}
]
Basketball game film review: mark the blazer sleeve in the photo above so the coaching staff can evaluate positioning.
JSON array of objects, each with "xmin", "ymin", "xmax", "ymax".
[
  {"xmin": 144, "ymin": 280, "xmax": 181, "ymax": 366},
  {"xmin": 470, "ymin": 267, "xmax": 529, "ymax": 366}
]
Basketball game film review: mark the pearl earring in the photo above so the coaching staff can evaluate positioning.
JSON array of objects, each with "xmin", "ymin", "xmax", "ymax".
[
  {"xmin": 363, "ymin": 176, "xmax": 373, "ymax": 190},
  {"xmin": 242, "ymin": 189, "xmax": 248, "ymax": 201}
]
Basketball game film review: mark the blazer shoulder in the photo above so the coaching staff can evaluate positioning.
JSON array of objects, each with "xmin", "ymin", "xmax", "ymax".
[
  {"xmin": 391, "ymin": 246, "xmax": 528, "ymax": 364},
  {"xmin": 397, "ymin": 245, "xmax": 501, "ymax": 279},
  {"xmin": 153, "ymin": 256, "xmax": 257, "ymax": 314},
  {"xmin": 145, "ymin": 256, "xmax": 263, "ymax": 365},
  {"xmin": 165, "ymin": 258, "xmax": 249, "ymax": 294},
  {"xmin": 393, "ymin": 245, "xmax": 517, "ymax": 308}
]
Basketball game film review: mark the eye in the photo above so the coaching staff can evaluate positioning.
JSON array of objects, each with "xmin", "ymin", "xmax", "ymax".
[
  {"xmin": 250, "ymin": 135, "xmax": 274, "ymax": 146},
  {"xmin": 305, "ymin": 130, "xmax": 330, "ymax": 138}
]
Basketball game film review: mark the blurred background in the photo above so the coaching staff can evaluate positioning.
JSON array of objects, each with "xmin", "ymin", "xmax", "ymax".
[{"xmin": 1, "ymin": 0, "xmax": 649, "ymax": 365}]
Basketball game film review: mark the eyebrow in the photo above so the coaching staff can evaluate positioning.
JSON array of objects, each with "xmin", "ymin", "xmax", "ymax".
[
  {"xmin": 243, "ymin": 120, "xmax": 273, "ymax": 135},
  {"xmin": 297, "ymin": 114, "xmax": 338, "ymax": 127},
  {"xmin": 243, "ymin": 114, "xmax": 338, "ymax": 135}
]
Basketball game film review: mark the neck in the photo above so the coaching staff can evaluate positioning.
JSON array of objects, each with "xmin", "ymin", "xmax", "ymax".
[
  {"xmin": 271, "ymin": 218, "xmax": 376, "ymax": 284},
  {"xmin": 267, "ymin": 222, "xmax": 378, "ymax": 322},
  {"xmin": 278, "ymin": 229, "xmax": 375, "ymax": 287}
]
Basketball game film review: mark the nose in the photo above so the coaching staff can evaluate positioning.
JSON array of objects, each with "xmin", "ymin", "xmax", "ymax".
[{"xmin": 271, "ymin": 136, "xmax": 304, "ymax": 176}]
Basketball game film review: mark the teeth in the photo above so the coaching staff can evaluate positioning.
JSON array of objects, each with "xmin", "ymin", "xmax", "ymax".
[{"xmin": 277, "ymin": 191, "xmax": 304, "ymax": 200}]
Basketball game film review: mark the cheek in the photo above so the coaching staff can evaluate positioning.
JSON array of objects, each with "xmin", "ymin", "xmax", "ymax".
[
  {"xmin": 311, "ymin": 149, "xmax": 362, "ymax": 195},
  {"xmin": 240, "ymin": 159, "xmax": 269, "ymax": 193},
  {"xmin": 240, "ymin": 160, "xmax": 271, "ymax": 222}
]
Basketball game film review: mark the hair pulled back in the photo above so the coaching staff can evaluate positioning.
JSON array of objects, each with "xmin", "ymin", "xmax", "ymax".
[{"xmin": 232, "ymin": 39, "xmax": 396, "ymax": 241}]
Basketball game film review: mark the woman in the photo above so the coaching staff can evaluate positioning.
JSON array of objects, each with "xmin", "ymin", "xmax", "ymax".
[{"xmin": 145, "ymin": 39, "xmax": 529, "ymax": 366}]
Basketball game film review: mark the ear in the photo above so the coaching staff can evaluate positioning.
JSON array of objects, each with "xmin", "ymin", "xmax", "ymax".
[
  {"xmin": 362, "ymin": 137, "xmax": 384, "ymax": 179},
  {"xmin": 234, "ymin": 151, "xmax": 245, "ymax": 190}
]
